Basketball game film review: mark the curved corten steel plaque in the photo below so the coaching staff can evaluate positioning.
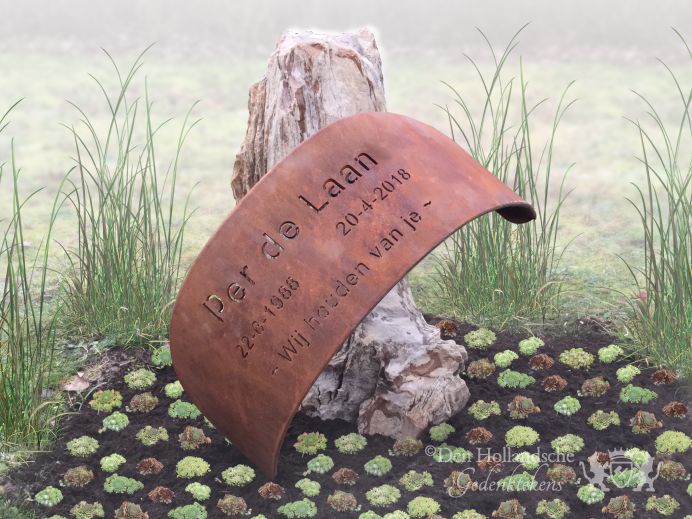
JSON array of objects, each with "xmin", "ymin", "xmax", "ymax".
[{"xmin": 170, "ymin": 112, "xmax": 535, "ymax": 478}]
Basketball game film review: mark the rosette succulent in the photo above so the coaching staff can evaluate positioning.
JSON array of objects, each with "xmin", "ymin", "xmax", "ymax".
[
  {"xmin": 559, "ymin": 348, "xmax": 594, "ymax": 369},
  {"xmin": 464, "ymin": 328, "xmax": 496, "ymax": 350},
  {"xmin": 553, "ymin": 396, "xmax": 580, "ymax": 416},
  {"xmin": 334, "ymin": 433, "xmax": 367, "ymax": 454},
  {"xmin": 123, "ymin": 368, "xmax": 156, "ymax": 389},
  {"xmin": 518, "ymin": 337, "xmax": 544, "ymax": 356}
]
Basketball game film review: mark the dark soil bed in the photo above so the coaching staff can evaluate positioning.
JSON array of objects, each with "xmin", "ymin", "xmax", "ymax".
[{"xmin": 5, "ymin": 319, "xmax": 692, "ymax": 518}]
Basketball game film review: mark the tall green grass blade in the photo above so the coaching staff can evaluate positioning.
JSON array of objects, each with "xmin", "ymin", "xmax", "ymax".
[
  {"xmin": 59, "ymin": 50, "xmax": 198, "ymax": 346},
  {"xmin": 429, "ymin": 27, "xmax": 574, "ymax": 330},
  {"xmin": 621, "ymin": 31, "xmax": 692, "ymax": 380},
  {"xmin": 0, "ymin": 102, "xmax": 63, "ymax": 453}
]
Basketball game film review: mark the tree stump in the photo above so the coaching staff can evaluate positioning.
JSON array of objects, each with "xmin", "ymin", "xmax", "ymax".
[{"xmin": 231, "ymin": 29, "xmax": 469, "ymax": 439}]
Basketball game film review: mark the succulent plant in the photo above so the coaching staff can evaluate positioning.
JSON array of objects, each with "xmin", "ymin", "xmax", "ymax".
[
  {"xmin": 89, "ymin": 389, "xmax": 123, "ymax": 412},
  {"xmin": 382, "ymin": 512, "xmax": 410, "ymax": 519},
  {"xmin": 629, "ymin": 410, "xmax": 662, "ymax": 434},
  {"xmin": 136, "ymin": 457, "xmax": 163, "ymax": 475},
  {"xmin": 364, "ymin": 455, "xmax": 392, "ymax": 476},
  {"xmin": 221, "ymin": 464, "xmax": 255, "ymax": 486},
  {"xmin": 168, "ymin": 399, "xmax": 201, "ymax": 419},
  {"xmin": 616, "ymin": 364, "xmax": 641, "ymax": 383},
  {"xmin": 435, "ymin": 319, "xmax": 458, "ymax": 338},
  {"xmin": 407, "ymin": 496, "xmax": 440, "ymax": 518},
  {"xmin": 62, "ymin": 465, "xmax": 94, "ymax": 487},
  {"xmin": 124, "ymin": 368, "xmax": 156, "ymax": 389},
  {"xmin": 429, "ymin": 422, "xmax": 455, "ymax": 442},
  {"xmin": 464, "ymin": 328, "xmax": 496, "ymax": 349},
  {"xmin": 432, "ymin": 443, "xmax": 472, "ymax": 463},
  {"xmin": 179, "ymin": 425, "xmax": 211, "ymax": 450},
  {"xmin": 466, "ymin": 358, "xmax": 496, "ymax": 379},
  {"xmin": 608, "ymin": 468, "xmax": 644, "ymax": 489},
  {"xmin": 494, "ymin": 349, "xmax": 519, "ymax": 368},
  {"xmin": 295, "ymin": 478, "xmax": 321, "ymax": 497},
  {"xmin": 652, "ymin": 368, "xmax": 677, "ymax": 385},
  {"xmin": 216, "ymin": 495, "xmax": 247, "ymax": 516},
  {"xmin": 658, "ymin": 459, "xmax": 686, "ymax": 480},
  {"xmin": 103, "ymin": 474, "xmax": 144, "ymax": 494},
  {"xmin": 67, "ymin": 435, "xmax": 99, "ymax": 457},
  {"xmin": 294, "ymin": 431, "xmax": 327, "ymax": 455},
  {"xmin": 100, "ymin": 453, "xmax": 126, "ymax": 472},
  {"xmin": 466, "ymin": 426, "xmax": 493, "ymax": 445},
  {"xmin": 136, "ymin": 425, "xmax": 168, "ymax": 446},
  {"xmin": 148, "ymin": 486, "xmax": 175, "ymax": 504},
  {"xmin": 577, "ymin": 483, "xmax": 605, "ymax": 504},
  {"xmin": 334, "ymin": 432, "xmax": 367, "ymax": 454},
  {"xmin": 542, "ymin": 374, "xmax": 567, "ymax": 392},
  {"xmin": 597, "ymin": 344, "xmax": 623, "ymax": 363},
  {"xmin": 588, "ymin": 450, "xmax": 611, "ymax": 467},
  {"xmin": 623, "ymin": 447, "xmax": 650, "ymax": 466},
  {"xmin": 359, "ymin": 512, "xmax": 382, "ymax": 519},
  {"xmin": 528, "ymin": 353, "xmax": 554, "ymax": 370},
  {"xmin": 169, "ymin": 502, "xmax": 208, "ymax": 519},
  {"xmin": 332, "ymin": 467, "xmax": 359, "ymax": 485},
  {"xmin": 546, "ymin": 464, "xmax": 577, "ymax": 484},
  {"xmin": 518, "ymin": 337, "xmax": 544, "ymax": 356},
  {"xmin": 619, "ymin": 384, "xmax": 657, "ymax": 404},
  {"xmin": 366, "ymin": 484, "xmax": 401, "ymax": 507},
  {"xmin": 399, "ymin": 470, "xmax": 433, "ymax": 491},
  {"xmin": 580, "ymin": 376, "xmax": 610, "ymax": 397},
  {"xmin": 444, "ymin": 470, "xmax": 476, "ymax": 496},
  {"xmin": 662, "ymin": 400, "xmax": 688, "ymax": 417},
  {"xmin": 505, "ymin": 426, "xmax": 539, "ymax": 447},
  {"xmin": 100, "ymin": 411, "xmax": 129, "ymax": 432},
  {"xmin": 70, "ymin": 501, "xmax": 105, "ymax": 519},
  {"xmin": 646, "ymin": 495, "xmax": 680, "ymax": 516},
  {"xmin": 257, "ymin": 482, "xmax": 285, "ymax": 500},
  {"xmin": 656, "ymin": 430, "xmax": 691, "ymax": 453},
  {"xmin": 35, "ymin": 486, "xmax": 63, "ymax": 507},
  {"xmin": 507, "ymin": 396, "xmax": 540, "ymax": 419},
  {"xmin": 553, "ymin": 395, "xmax": 580, "ymax": 416},
  {"xmin": 164, "ymin": 380, "xmax": 184, "ymax": 399},
  {"xmin": 129, "ymin": 392, "xmax": 159, "ymax": 413},
  {"xmin": 497, "ymin": 471, "xmax": 537, "ymax": 491},
  {"xmin": 551, "ymin": 433, "xmax": 584, "ymax": 454},
  {"xmin": 535, "ymin": 499, "xmax": 569, "ymax": 519},
  {"xmin": 304, "ymin": 453, "xmax": 334, "ymax": 475},
  {"xmin": 185, "ymin": 482, "xmax": 211, "ymax": 501},
  {"xmin": 468, "ymin": 400, "xmax": 501, "ymax": 420},
  {"xmin": 277, "ymin": 498, "xmax": 317, "ymax": 518},
  {"xmin": 513, "ymin": 451, "xmax": 540, "ymax": 470},
  {"xmin": 497, "ymin": 369, "xmax": 535, "ymax": 389},
  {"xmin": 114, "ymin": 501, "xmax": 149, "ymax": 519},
  {"xmin": 327, "ymin": 490, "xmax": 359, "ymax": 512},
  {"xmin": 477, "ymin": 454, "xmax": 504, "ymax": 473},
  {"xmin": 176, "ymin": 456, "xmax": 210, "ymax": 478},
  {"xmin": 559, "ymin": 348, "xmax": 594, "ymax": 369},
  {"xmin": 492, "ymin": 499, "xmax": 525, "ymax": 519},
  {"xmin": 453, "ymin": 511, "xmax": 487, "ymax": 519},
  {"xmin": 150, "ymin": 343, "xmax": 172, "ymax": 367},
  {"xmin": 602, "ymin": 495, "xmax": 635, "ymax": 518},
  {"xmin": 588, "ymin": 410, "xmax": 621, "ymax": 430},
  {"xmin": 390, "ymin": 437, "xmax": 423, "ymax": 456}
]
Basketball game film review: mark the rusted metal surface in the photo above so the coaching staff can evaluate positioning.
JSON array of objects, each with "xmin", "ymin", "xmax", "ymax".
[{"xmin": 170, "ymin": 112, "xmax": 535, "ymax": 479}]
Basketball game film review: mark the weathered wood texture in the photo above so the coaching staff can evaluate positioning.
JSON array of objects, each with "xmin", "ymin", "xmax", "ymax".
[{"xmin": 231, "ymin": 29, "xmax": 469, "ymax": 438}]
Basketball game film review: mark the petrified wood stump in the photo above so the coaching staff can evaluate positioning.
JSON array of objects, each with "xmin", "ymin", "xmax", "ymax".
[{"xmin": 231, "ymin": 29, "xmax": 471, "ymax": 438}]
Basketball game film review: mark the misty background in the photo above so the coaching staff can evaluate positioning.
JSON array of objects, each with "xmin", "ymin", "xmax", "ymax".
[{"xmin": 1, "ymin": 0, "xmax": 691, "ymax": 316}]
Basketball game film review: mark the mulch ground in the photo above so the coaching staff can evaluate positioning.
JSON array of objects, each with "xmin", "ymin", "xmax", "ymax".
[{"xmin": 5, "ymin": 318, "xmax": 692, "ymax": 518}]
